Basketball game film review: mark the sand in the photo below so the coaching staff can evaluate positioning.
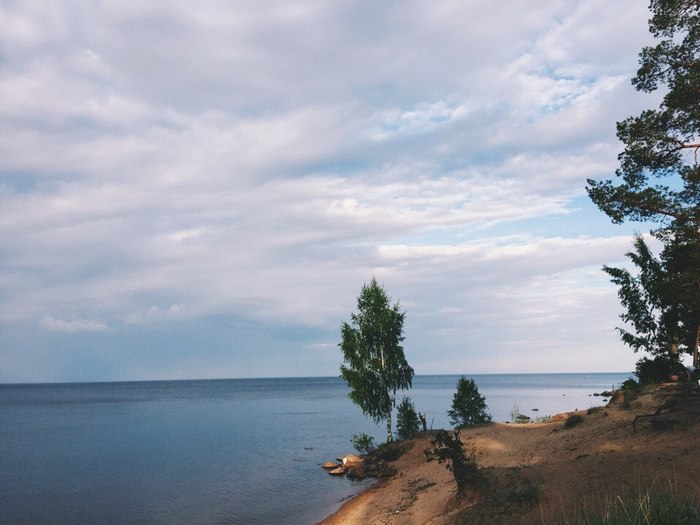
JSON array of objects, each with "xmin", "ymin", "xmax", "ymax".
[{"xmin": 318, "ymin": 383, "xmax": 700, "ymax": 524}]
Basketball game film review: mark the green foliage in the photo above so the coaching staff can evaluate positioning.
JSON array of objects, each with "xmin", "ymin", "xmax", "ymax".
[
  {"xmin": 564, "ymin": 414, "xmax": 584, "ymax": 429},
  {"xmin": 340, "ymin": 278, "xmax": 414, "ymax": 441},
  {"xmin": 635, "ymin": 354, "xmax": 685, "ymax": 384},
  {"xmin": 372, "ymin": 440, "xmax": 411, "ymax": 462},
  {"xmin": 395, "ymin": 396, "xmax": 420, "ymax": 441},
  {"xmin": 604, "ymin": 234, "xmax": 700, "ymax": 371},
  {"xmin": 622, "ymin": 378, "xmax": 641, "ymax": 390},
  {"xmin": 424, "ymin": 429, "xmax": 482, "ymax": 497},
  {"xmin": 447, "ymin": 376, "xmax": 492, "ymax": 428},
  {"xmin": 586, "ymin": 1, "xmax": 700, "ymax": 236},
  {"xmin": 603, "ymin": 235, "xmax": 682, "ymax": 356},
  {"xmin": 587, "ymin": 0, "xmax": 700, "ymax": 367},
  {"xmin": 350, "ymin": 432, "xmax": 376, "ymax": 455}
]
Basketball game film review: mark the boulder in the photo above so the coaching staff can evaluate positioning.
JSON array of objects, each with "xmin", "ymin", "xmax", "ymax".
[
  {"xmin": 342, "ymin": 454, "xmax": 364, "ymax": 470},
  {"xmin": 322, "ymin": 461, "xmax": 339, "ymax": 469},
  {"xmin": 329, "ymin": 467, "xmax": 345, "ymax": 476}
]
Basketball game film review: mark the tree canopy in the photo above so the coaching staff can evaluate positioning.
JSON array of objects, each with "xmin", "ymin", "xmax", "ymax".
[
  {"xmin": 586, "ymin": 0, "xmax": 700, "ymax": 238},
  {"xmin": 340, "ymin": 278, "xmax": 414, "ymax": 442},
  {"xmin": 447, "ymin": 376, "xmax": 491, "ymax": 428},
  {"xmin": 587, "ymin": 0, "xmax": 700, "ymax": 367}
]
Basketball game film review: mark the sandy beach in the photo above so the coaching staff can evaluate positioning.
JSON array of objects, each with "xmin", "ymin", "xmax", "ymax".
[{"xmin": 319, "ymin": 383, "xmax": 700, "ymax": 524}]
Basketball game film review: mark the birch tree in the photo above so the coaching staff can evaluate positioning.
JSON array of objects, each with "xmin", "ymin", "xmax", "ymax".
[{"xmin": 340, "ymin": 278, "xmax": 414, "ymax": 442}]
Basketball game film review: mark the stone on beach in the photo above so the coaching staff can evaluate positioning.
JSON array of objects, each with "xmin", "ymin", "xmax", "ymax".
[{"xmin": 341, "ymin": 454, "xmax": 364, "ymax": 470}]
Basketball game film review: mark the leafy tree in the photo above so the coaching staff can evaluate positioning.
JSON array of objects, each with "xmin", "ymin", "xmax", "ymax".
[
  {"xmin": 395, "ymin": 396, "xmax": 420, "ymax": 441},
  {"xmin": 340, "ymin": 278, "xmax": 414, "ymax": 442},
  {"xmin": 586, "ymin": 0, "xmax": 700, "ymax": 366},
  {"xmin": 350, "ymin": 432, "xmax": 376, "ymax": 455},
  {"xmin": 447, "ymin": 376, "xmax": 491, "ymax": 428}
]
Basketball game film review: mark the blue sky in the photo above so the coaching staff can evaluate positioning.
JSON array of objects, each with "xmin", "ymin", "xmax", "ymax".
[{"xmin": 0, "ymin": 1, "xmax": 668, "ymax": 383}]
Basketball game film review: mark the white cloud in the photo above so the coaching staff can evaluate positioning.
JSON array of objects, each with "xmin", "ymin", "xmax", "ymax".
[
  {"xmin": 0, "ymin": 0, "xmax": 657, "ymax": 381},
  {"xmin": 124, "ymin": 304, "xmax": 187, "ymax": 325},
  {"xmin": 40, "ymin": 316, "xmax": 109, "ymax": 333}
]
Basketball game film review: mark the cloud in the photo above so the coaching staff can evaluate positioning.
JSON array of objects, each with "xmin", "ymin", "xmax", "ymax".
[
  {"xmin": 124, "ymin": 304, "xmax": 187, "ymax": 325},
  {"xmin": 0, "ymin": 0, "xmax": 656, "ymax": 381},
  {"xmin": 40, "ymin": 316, "xmax": 109, "ymax": 333}
]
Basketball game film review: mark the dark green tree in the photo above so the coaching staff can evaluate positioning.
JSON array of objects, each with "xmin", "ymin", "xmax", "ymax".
[
  {"xmin": 586, "ymin": 0, "xmax": 700, "ymax": 366},
  {"xmin": 603, "ymin": 234, "xmax": 682, "ymax": 356},
  {"xmin": 395, "ymin": 396, "xmax": 420, "ymax": 441},
  {"xmin": 604, "ymin": 234, "xmax": 700, "ymax": 375},
  {"xmin": 447, "ymin": 376, "xmax": 491, "ymax": 428},
  {"xmin": 340, "ymin": 278, "xmax": 414, "ymax": 442},
  {"xmin": 661, "ymin": 232, "xmax": 700, "ymax": 366},
  {"xmin": 586, "ymin": 0, "xmax": 700, "ymax": 234}
]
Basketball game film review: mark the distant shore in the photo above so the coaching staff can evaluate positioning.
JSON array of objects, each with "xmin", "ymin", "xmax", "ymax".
[{"xmin": 318, "ymin": 383, "xmax": 700, "ymax": 524}]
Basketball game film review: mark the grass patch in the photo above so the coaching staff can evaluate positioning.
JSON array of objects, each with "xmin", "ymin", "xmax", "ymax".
[{"xmin": 556, "ymin": 479, "xmax": 700, "ymax": 525}]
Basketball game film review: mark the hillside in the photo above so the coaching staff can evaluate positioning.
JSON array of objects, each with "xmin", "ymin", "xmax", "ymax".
[{"xmin": 320, "ymin": 383, "xmax": 700, "ymax": 524}]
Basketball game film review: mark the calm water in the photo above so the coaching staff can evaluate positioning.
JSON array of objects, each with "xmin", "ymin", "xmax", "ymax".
[{"xmin": 0, "ymin": 373, "xmax": 628, "ymax": 524}]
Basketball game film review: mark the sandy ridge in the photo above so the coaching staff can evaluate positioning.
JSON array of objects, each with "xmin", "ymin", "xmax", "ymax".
[{"xmin": 319, "ymin": 384, "xmax": 700, "ymax": 524}]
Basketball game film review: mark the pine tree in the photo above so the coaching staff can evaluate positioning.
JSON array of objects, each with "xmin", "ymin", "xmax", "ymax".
[
  {"xmin": 447, "ymin": 376, "xmax": 491, "ymax": 428},
  {"xmin": 395, "ymin": 396, "xmax": 420, "ymax": 440}
]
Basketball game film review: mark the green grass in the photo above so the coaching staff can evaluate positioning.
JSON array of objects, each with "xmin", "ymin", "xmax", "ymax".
[{"xmin": 557, "ymin": 480, "xmax": 700, "ymax": 525}]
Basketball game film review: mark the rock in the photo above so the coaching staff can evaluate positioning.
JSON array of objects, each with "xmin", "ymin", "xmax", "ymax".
[
  {"xmin": 329, "ymin": 467, "xmax": 345, "ymax": 476},
  {"xmin": 322, "ymin": 461, "xmax": 339, "ymax": 469},
  {"xmin": 342, "ymin": 454, "xmax": 364, "ymax": 470}
]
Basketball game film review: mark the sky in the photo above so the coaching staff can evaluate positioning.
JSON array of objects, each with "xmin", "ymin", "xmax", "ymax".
[{"xmin": 0, "ymin": 1, "xmax": 670, "ymax": 383}]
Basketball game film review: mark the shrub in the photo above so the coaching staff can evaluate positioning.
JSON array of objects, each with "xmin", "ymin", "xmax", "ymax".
[
  {"xmin": 635, "ymin": 355, "xmax": 685, "ymax": 385},
  {"xmin": 622, "ymin": 378, "xmax": 640, "ymax": 390},
  {"xmin": 372, "ymin": 440, "xmax": 410, "ymax": 462},
  {"xmin": 564, "ymin": 414, "xmax": 584, "ymax": 429},
  {"xmin": 350, "ymin": 432, "xmax": 376, "ymax": 455},
  {"xmin": 424, "ymin": 429, "xmax": 482, "ymax": 496},
  {"xmin": 448, "ymin": 376, "xmax": 492, "ymax": 428},
  {"xmin": 395, "ymin": 396, "xmax": 421, "ymax": 440}
]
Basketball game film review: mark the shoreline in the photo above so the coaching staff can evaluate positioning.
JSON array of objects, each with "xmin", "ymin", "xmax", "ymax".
[{"xmin": 317, "ymin": 383, "xmax": 700, "ymax": 524}]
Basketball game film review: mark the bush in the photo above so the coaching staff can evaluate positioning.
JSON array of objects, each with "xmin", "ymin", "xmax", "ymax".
[
  {"xmin": 448, "ymin": 376, "xmax": 492, "ymax": 428},
  {"xmin": 564, "ymin": 414, "xmax": 584, "ymax": 429},
  {"xmin": 424, "ymin": 429, "xmax": 482, "ymax": 496},
  {"xmin": 350, "ymin": 432, "xmax": 376, "ymax": 455},
  {"xmin": 622, "ymin": 378, "xmax": 640, "ymax": 390},
  {"xmin": 372, "ymin": 440, "xmax": 410, "ymax": 462},
  {"xmin": 395, "ymin": 396, "xmax": 421, "ymax": 440},
  {"xmin": 635, "ymin": 355, "xmax": 685, "ymax": 385}
]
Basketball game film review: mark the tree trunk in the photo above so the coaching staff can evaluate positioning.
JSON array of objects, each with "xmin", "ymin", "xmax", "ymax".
[
  {"xmin": 386, "ymin": 415, "xmax": 393, "ymax": 443},
  {"xmin": 419, "ymin": 412, "xmax": 427, "ymax": 432},
  {"xmin": 693, "ymin": 325, "xmax": 700, "ymax": 369}
]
